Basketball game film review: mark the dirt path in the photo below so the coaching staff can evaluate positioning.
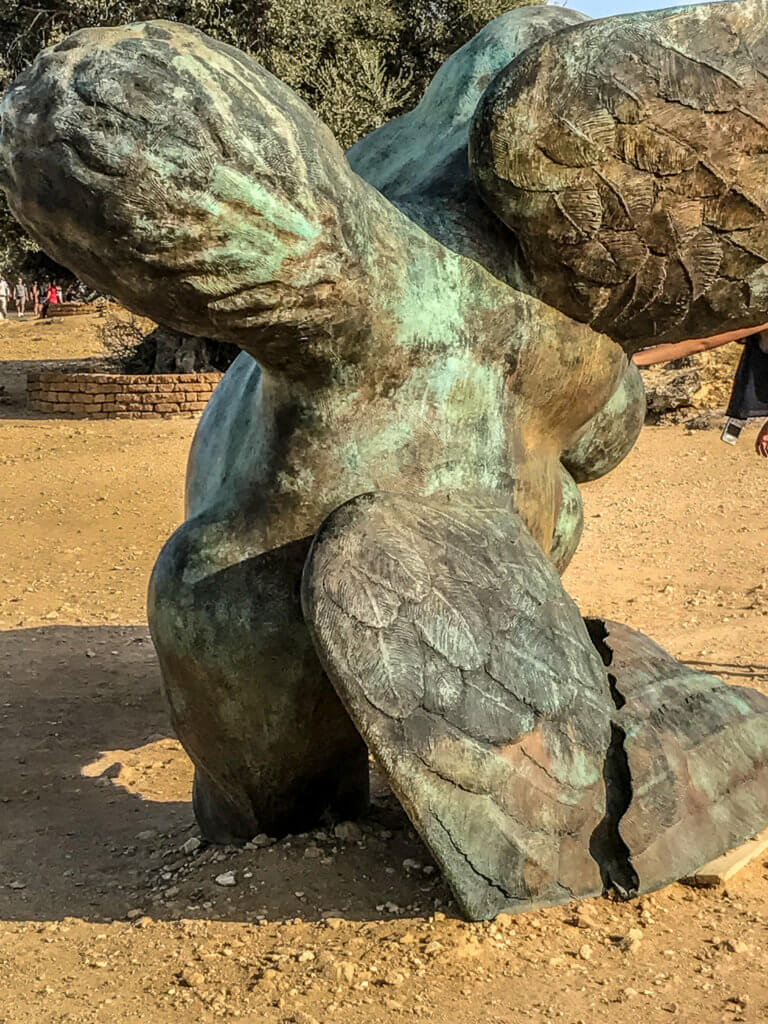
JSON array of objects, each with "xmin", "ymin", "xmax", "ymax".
[{"xmin": 2, "ymin": 317, "xmax": 768, "ymax": 1024}]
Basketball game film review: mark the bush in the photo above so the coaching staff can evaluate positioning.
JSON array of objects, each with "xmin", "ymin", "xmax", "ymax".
[
  {"xmin": 100, "ymin": 309, "xmax": 239, "ymax": 374},
  {"xmin": 100, "ymin": 311, "xmax": 155, "ymax": 373}
]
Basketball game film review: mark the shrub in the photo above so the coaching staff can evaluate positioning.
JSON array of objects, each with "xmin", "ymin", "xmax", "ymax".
[{"xmin": 100, "ymin": 308, "xmax": 239, "ymax": 374}]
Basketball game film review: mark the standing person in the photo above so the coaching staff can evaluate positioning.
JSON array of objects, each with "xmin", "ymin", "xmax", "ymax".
[
  {"xmin": 727, "ymin": 332, "xmax": 768, "ymax": 456},
  {"xmin": 31, "ymin": 280, "xmax": 40, "ymax": 316},
  {"xmin": 634, "ymin": 321, "xmax": 768, "ymax": 456},
  {"xmin": 0, "ymin": 275, "xmax": 8, "ymax": 319},
  {"xmin": 56, "ymin": 283, "xmax": 64, "ymax": 304},
  {"xmin": 42, "ymin": 280, "xmax": 59, "ymax": 317},
  {"xmin": 14, "ymin": 276, "xmax": 27, "ymax": 317}
]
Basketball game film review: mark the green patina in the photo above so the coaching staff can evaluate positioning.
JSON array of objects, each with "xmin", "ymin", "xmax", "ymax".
[
  {"xmin": 383, "ymin": 246, "xmax": 475, "ymax": 350},
  {"xmin": 170, "ymin": 168, "xmax": 322, "ymax": 292},
  {"xmin": 212, "ymin": 166, "xmax": 319, "ymax": 243},
  {"xmin": 340, "ymin": 417, "xmax": 415, "ymax": 476},
  {"xmin": 144, "ymin": 147, "xmax": 189, "ymax": 181},
  {"xmin": 550, "ymin": 468, "xmax": 583, "ymax": 571},
  {"xmin": 339, "ymin": 354, "xmax": 504, "ymax": 491}
]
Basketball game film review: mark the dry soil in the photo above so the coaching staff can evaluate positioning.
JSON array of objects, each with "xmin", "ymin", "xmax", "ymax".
[{"xmin": 2, "ymin": 315, "xmax": 768, "ymax": 1024}]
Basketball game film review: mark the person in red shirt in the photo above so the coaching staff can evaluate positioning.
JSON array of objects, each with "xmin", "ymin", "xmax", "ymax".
[{"xmin": 41, "ymin": 281, "xmax": 59, "ymax": 318}]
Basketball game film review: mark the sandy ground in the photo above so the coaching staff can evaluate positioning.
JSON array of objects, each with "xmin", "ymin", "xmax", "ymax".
[{"xmin": 2, "ymin": 315, "xmax": 768, "ymax": 1024}]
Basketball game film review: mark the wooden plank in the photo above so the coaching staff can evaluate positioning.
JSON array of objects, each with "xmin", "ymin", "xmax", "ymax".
[{"xmin": 682, "ymin": 827, "xmax": 768, "ymax": 887}]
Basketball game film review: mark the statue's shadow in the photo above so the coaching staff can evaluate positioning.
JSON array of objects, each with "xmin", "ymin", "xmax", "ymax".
[{"xmin": 0, "ymin": 624, "xmax": 441, "ymax": 925}]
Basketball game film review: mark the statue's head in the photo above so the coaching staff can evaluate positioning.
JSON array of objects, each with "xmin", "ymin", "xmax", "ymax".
[{"xmin": 0, "ymin": 21, "xmax": 370, "ymax": 367}]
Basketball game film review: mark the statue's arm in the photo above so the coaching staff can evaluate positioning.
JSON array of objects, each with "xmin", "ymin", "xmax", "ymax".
[{"xmin": 0, "ymin": 21, "xmax": 377, "ymax": 376}]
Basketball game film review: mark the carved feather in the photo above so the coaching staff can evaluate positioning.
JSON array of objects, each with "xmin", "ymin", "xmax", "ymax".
[
  {"xmin": 589, "ymin": 620, "xmax": 768, "ymax": 894},
  {"xmin": 470, "ymin": 0, "xmax": 768, "ymax": 346},
  {"xmin": 303, "ymin": 492, "xmax": 612, "ymax": 919}
]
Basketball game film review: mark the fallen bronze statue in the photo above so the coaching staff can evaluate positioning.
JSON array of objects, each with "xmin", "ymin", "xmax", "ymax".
[{"xmin": 3, "ymin": 0, "xmax": 768, "ymax": 921}]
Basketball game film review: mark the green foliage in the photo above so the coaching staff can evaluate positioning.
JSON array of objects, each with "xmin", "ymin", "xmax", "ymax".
[
  {"xmin": 100, "ymin": 310, "xmax": 239, "ymax": 373},
  {"xmin": 0, "ymin": 192, "xmax": 66, "ymax": 280},
  {"xmin": 0, "ymin": 0, "xmax": 539, "ymax": 272},
  {"xmin": 0, "ymin": 193, "xmax": 34, "ymax": 268}
]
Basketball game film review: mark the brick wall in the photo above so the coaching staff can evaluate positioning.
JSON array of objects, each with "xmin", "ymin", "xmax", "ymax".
[{"xmin": 27, "ymin": 371, "xmax": 222, "ymax": 419}]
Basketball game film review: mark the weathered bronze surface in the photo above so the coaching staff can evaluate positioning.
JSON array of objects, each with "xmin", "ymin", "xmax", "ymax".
[
  {"xmin": 586, "ymin": 619, "xmax": 768, "ymax": 895},
  {"xmin": 471, "ymin": 1, "xmax": 768, "ymax": 348},
  {"xmin": 303, "ymin": 492, "xmax": 612, "ymax": 921},
  {"xmin": 2, "ymin": 2, "xmax": 768, "ymax": 919}
]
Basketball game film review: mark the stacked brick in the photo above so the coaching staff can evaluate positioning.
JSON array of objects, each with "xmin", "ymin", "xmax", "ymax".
[
  {"xmin": 27, "ymin": 371, "xmax": 222, "ymax": 419},
  {"xmin": 48, "ymin": 301, "xmax": 104, "ymax": 318}
]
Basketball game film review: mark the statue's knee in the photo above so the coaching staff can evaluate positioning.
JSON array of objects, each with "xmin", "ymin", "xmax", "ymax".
[
  {"xmin": 562, "ymin": 362, "xmax": 645, "ymax": 484},
  {"xmin": 148, "ymin": 518, "xmax": 370, "ymax": 841},
  {"xmin": 550, "ymin": 467, "xmax": 583, "ymax": 573}
]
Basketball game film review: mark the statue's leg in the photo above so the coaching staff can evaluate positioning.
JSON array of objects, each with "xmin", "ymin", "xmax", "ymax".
[
  {"xmin": 551, "ymin": 361, "xmax": 645, "ymax": 573},
  {"xmin": 148, "ymin": 517, "xmax": 370, "ymax": 843},
  {"xmin": 562, "ymin": 361, "xmax": 646, "ymax": 486}
]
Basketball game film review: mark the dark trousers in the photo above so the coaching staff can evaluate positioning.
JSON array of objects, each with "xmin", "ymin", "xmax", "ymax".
[{"xmin": 726, "ymin": 336, "xmax": 768, "ymax": 419}]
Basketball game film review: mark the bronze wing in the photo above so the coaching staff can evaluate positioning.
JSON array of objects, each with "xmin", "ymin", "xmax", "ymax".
[
  {"xmin": 470, "ymin": 0, "xmax": 768, "ymax": 348},
  {"xmin": 301, "ymin": 491, "xmax": 614, "ymax": 920}
]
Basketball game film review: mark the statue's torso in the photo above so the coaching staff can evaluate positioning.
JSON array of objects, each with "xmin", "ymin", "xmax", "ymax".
[{"xmin": 184, "ymin": 319, "xmax": 623, "ymax": 558}]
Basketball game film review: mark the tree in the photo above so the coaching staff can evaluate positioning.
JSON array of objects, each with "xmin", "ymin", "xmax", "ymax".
[
  {"xmin": 0, "ymin": 0, "xmax": 539, "ymax": 273},
  {"xmin": 0, "ymin": 192, "xmax": 67, "ymax": 281}
]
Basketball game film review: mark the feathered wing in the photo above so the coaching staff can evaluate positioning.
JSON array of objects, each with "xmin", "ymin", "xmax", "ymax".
[
  {"xmin": 301, "ymin": 491, "xmax": 614, "ymax": 920},
  {"xmin": 470, "ymin": 0, "xmax": 768, "ymax": 348},
  {"xmin": 589, "ymin": 619, "xmax": 768, "ymax": 893},
  {"xmin": 302, "ymin": 492, "xmax": 768, "ymax": 918}
]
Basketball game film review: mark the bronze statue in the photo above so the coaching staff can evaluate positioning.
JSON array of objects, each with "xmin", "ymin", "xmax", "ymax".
[{"xmin": 3, "ymin": 1, "xmax": 768, "ymax": 920}]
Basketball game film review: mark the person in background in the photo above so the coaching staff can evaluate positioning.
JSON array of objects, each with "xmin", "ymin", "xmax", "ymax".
[
  {"xmin": 0, "ymin": 276, "xmax": 8, "ymax": 319},
  {"xmin": 14, "ymin": 276, "xmax": 27, "ymax": 317},
  {"xmin": 41, "ymin": 280, "xmax": 59, "ymax": 317},
  {"xmin": 31, "ymin": 280, "xmax": 41, "ymax": 316},
  {"xmin": 56, "ymin": 283, "xmax": 64, "ymax": 304},
  {"xmin": 634, "ymin": 320, "xmax": 768, "ymax": 458}
]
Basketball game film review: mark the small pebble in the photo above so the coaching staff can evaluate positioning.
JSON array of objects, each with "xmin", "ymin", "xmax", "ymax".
[{"xmin": 333, "ymin": 821, "xmax": 363, "ymax": 842}]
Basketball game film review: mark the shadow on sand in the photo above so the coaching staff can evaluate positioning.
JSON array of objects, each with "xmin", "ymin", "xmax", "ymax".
[
  {"xmin": 0, "ymin": 356, "xmax": 107, "ymax": 420},
  {"xmin": 0, "ymin": 624, "xmax": 435, "ymax": 926}
]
